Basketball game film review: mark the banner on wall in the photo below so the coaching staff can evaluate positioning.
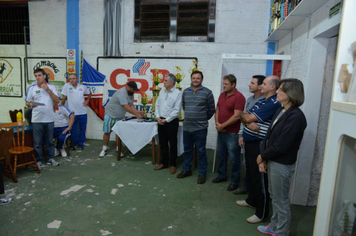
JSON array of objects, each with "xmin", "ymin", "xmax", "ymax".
[
  {"xmin": 25, "ymin": 57, "xmax": 67, "ymax": 95},
  {"xmin": 97, "ymin": 57, "xmax": 198, "ymax": 113},
  {"xmin": 0, "ymin": 57, "xmax": 22, "ymax": 97}
]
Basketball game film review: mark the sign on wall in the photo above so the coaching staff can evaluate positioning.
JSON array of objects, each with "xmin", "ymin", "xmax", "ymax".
[
  {"xmin": 0, "ymin": 57, "xmax": 22, "ymax": 97},
  {"xmin": 97, "ymin": 57, "xmax": 198, "ymax": 111},
  {"xmin": 67, "ymin": 49, "xmax": 76, "ymax": 73},
  {"xmin": 25, "ymin": 57, "xmax": 67, "ymax": 95}
]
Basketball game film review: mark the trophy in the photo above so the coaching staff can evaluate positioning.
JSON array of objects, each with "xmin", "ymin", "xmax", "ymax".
[
  {"xmin": 138, "ymin": 91, "xmax": 151, "ymax": 117},
  {"xmin": 151, "ymin": 69, "xmax": 162, "ymax": 118},
  {"xmin": 175, "ymin": 66, "xmax": 185, "ymax": 91}
]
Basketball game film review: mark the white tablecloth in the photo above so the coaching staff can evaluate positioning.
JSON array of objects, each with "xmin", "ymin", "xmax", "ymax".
[{"xmin": 112, "ymin": 119, "xmax": 184, "ymax": 156}]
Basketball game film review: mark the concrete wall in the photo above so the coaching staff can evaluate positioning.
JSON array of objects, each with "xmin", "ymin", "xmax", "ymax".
[
  {"xmin": 0, "ymin": 0, "xmax": 271, "ymax": 148},
  {"xmin": 276, "ymin": 0, "xmax": 341, "ymax": 205}
]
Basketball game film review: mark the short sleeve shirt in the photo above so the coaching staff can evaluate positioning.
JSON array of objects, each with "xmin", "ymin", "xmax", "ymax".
[
  {"xmin": 217, "ymin": 90, "xmax": 245, "ymax": 133},
  {"xmin": 105, "ymin": 87, "xmax": 134, "ymax": 119},
  {"xmin": 61, "ymin": 83, "xmax": 90, "ymax": 115},
  {"xmin": 54, "ymin": 105, "xmax": 73, "ymax": 128},
  {"xmin": 25, "ymin": 83, "xmax": 59, "ymax": 123}
]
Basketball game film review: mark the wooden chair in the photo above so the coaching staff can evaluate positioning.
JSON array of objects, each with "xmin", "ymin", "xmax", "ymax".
[
  {"xmin": 0, "ymin": 122, "xmax": 41, "ymax": 182},
  {"xmin": 0, "ymin": 128, "xmax": 18, "ymax": 183},
  {"xmin": 9, "ymin": 109, "xmax": 22, "ymax": 122}
]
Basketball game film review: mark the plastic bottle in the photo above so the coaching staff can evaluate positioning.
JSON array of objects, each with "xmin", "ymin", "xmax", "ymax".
[{"xmin": 16, "ymin": 111, "xmax": 23, "ymax": 122}]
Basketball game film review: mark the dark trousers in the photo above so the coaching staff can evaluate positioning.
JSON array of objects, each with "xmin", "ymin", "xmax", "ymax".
[
  {"xmin": 158, "ymin": 118, "xmax": 179, "ymax": 167},
  {"xmin": 245, "ymin": 140, "xmax": 269, "ymax": 219}
]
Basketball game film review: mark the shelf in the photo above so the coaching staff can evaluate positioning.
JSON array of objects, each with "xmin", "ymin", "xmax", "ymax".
[
  {"xmin": 266, "ymin": 0, "xmax": 329, "ymax": 41},
  {"xmin": 331, "ymin": 101, "xmax": 356, "ymax": 116}
]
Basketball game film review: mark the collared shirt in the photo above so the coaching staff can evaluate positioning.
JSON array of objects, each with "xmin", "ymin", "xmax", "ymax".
[
  {"xmin": 243, "ymin": 94, "xmax": 281, "ymax": 141},
  {"xmin": 61, "ymin": 83, "xmax": 91, "ymax": 115},
  {"xmin": 54, "ymin": 105, "xmax": 73, "ymax": 128},
  {"xmin": 155, "ymin": 86, "xmax": 182, "ymax": 123},
  {"xmin": 25, "ymin": 83, "xmax": 59, "ymax": 123},
  {"xmin": 217, "ymin": 89, "xmax": 245, "ymax": 133},
  {"xmin": 182, "ymin": 86, "xmax": 215, "ymax": 132}
]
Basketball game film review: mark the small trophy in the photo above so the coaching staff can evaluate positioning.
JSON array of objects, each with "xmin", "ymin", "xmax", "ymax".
[
  {"xmin": 138, "ymin": 91, "xmax": 151, "ymax": 117},
  {"xmin": 175, "ymin": 66, "xmax": 185, "ymax": 91}
]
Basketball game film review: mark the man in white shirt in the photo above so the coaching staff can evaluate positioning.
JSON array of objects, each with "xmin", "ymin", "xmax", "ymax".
[
  {"xmin": 61, "ymin": 73, "xmax": 91, "ymax": 149},
  {"xmin": 154, "ymin": 73, "xmax": 182, "ymax": 174},
  {"xmin": 54, "ymin": 104, "xmax": 75, "ymax": 157},
  {"xmin": 25, "ymin": 68, "xmax": 60, "ymax": 168}
]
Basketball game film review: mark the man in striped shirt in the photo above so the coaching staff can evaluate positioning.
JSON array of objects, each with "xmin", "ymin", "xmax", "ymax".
[
  {"xmin": 176, "ymin": 71, "xmax": 215, "ymax": 184},
  {"xmin": 236, "ymin": 75, "xmax": 281, "ymax": 224}
]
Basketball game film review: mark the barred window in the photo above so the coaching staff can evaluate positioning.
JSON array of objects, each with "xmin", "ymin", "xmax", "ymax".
[
  {"xmin": 134, "ymin": 0, "xmax": 216, "ymax": 42},
  {"xmin": 0, "ymin": 2, "xmax": 30, "ymax": 45}
]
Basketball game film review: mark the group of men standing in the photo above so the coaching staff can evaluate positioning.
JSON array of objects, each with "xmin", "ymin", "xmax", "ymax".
[{"xmin": 25, "ymin": 69, "xmax": 91, "ymax": 168}]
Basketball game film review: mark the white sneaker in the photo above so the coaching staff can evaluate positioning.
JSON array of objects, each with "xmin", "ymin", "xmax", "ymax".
[
  {"xmin": 0, "ymin": 197, "xmax": 12, "ymax": 206},
  {"xmin": 99, "ymin": 148, "xmax": 107, "ymax": 158},
  {"xmin": 246, "ymin": 214, "xmax": 263, "ymax": 224},
  {"xmin": 46, "ymin": 159, "xmax": 59, "ymax": 166},
  {"xmin": 60, "ymin": 149, "xmax": 67, "ymax": 157},
  {"xmin": 37, "ymin": 161, "xmax": 43, "ymax": 170},
  {"xmin": 54, "ymin": 149, "xmax": 59, "ymax": 156},
  {"xmin": 236, "ymin": 200, "xmax": 253, "ymax": 208}
]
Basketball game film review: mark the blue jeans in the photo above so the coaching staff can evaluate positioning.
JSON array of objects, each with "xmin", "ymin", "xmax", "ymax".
[
  {"xmin": 268, "ymin": 161, "xmax": 295, "ymax": 236},
  {"xmin": 182, "ymin": 128, "xmax": 208, "ymax": 176},
  {"xmin": 32, "ymin": 122, "xmax": 55, "ymax": 163},
  {"xmin": 72, "ymin": 114, "xmax": 87, "ymax": 147},
  {"xmin": 217, "ymin": 132, "xmax": 241, "ymax": 186}
]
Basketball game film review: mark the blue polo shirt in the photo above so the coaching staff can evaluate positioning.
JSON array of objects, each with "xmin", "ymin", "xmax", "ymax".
[{"xmin": 243, "ymin": 94, "xmax": 281, "ymax": 142}]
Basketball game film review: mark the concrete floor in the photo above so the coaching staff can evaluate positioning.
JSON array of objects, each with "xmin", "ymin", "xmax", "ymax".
[{"xmin": 0, "ymin": 139, "xmax": 316, "ymax": 236}]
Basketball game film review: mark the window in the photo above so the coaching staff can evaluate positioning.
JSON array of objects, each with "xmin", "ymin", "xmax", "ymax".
[
  {"xmin": 134, "ymin": 0, "xmax": 216, "ymax": 42},
  {"xmin": 0, "ymin": 2, "xmax": 30, "ymax": 45}
]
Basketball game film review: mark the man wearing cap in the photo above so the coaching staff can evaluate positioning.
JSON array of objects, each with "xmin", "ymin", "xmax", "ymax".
[{"xmin": 99, "ymin": 81, "xmax": 144, "ymax": 157}]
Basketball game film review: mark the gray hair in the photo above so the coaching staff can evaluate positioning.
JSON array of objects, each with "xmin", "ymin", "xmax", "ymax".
[{"xmin": 165, "ymin": 73, "xmax": 176, "ymax": 85}]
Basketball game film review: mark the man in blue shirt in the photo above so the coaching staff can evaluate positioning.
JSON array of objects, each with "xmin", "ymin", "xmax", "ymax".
[{"xmin": 236, "ymin": 75, "xmax": 281, "ymax": 224}]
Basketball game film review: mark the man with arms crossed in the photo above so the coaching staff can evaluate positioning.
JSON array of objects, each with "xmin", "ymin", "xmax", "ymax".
[
  {"xmin": 99, "ymin": 81, "xmax": 144, "ymax": 157},
  {"xmin": 234, "ymin": 75, "xmax": 265, "ymax": 195},
  {"xmin": 176, "ymin": 71, "xmax": 215, "ymax": 184},
  {"xmin": 25, "ymin": 68, "xmax": 60, "ymax": 168},
  {"xmin": 213, "ymin": 74, "xmax": 245, "ymax": 191},
  {"xmin": 236, "ymin": 75, "xmax": 281, "ymax": 224},
  {"xmin": 154, "ymin": 73, "xmax": 182, "ymax": 174}
]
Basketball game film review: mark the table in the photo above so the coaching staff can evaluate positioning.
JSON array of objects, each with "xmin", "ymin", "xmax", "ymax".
[{"xmin": 111, "ymin": 119, "xmax": 184, "ymax": 164}]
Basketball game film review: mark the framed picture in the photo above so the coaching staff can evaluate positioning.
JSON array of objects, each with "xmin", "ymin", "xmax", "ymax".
[{"xmin": 0, "ymin": 57, "xmax": 22, "ymax": 97}]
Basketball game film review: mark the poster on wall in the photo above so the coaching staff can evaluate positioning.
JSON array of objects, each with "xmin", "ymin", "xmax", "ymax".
[
  {"xmin": 97, "ymin": 57, "xmax": 198, "ymax": 113},
  {"xmin": 25, "ymin": 57, "xmax": 67, "ymax": 95},
  {"xmin": 0, "ymin": 57, "xmax": 22, "ymax": 97}
]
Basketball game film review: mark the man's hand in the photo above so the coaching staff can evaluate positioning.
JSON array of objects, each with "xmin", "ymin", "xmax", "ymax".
[
  {"xmin": 248, "ymin": 122, "xmax": 260, "ymax": 132},
  {"xmin": 41, "ymin": 83, "xmax": 48, "ymax": 91},
  {"xmin": 157, "ymin": 117, "xmax": 166, "ymax": 125},
  {"xmin": 258, "ymin": 161, "xmax": 267, "ymax": 173},
  {"xmin": 62, "ymin": 127, "xmax": 71, "ymax": 134},
  {"xmin": 139, "ymin": 111, "xmax": 145, "ymax": 116},
  {"xmin": 83, "ymin": 100, "xmax": 90, "ymax": 107},
  {"xmin": 256, "ymin": 154, "xmax": 263, "ymax": 165},
  {"xmin": 215, "ymin": 122, "xmax": 226, "ymax": 132},
  {"xmin": 238, "ymin": 137, "xmax": 243, "ymax": 148}
]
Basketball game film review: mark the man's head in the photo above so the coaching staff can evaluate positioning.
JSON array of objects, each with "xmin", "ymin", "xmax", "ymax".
[
  {"xmin": 190, "ymin": 70, "xmax": 203, "ymax": 88},
  {"xmin": 164, "ymin": 73, "xmax": 176, "ymax": 90},
  {"xmin": 249, "ymin": 75, "xmax": 265, "ymax": 93},
  {"xmin": 261, "ymin": 75, "xmax": 280, "ymax": 96},
  {"xmin": 34, "ymin": 68, "xmax": 47, "ymax": 85},
  {"xmin": 222, "ymin": 74, "xmax": 236, "ymax": 93},
  {"xmin": 68, "ymin": 73, "xmax": 78, "ymax": 86},
  {"xmin": 126, "ymin": 81, "xmax": 139, "ymax": 96}
]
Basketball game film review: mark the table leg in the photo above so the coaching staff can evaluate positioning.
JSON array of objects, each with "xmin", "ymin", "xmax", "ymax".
[
  {"xmin": 117, "ymin": 135, "xmax": 122, "ymax": 161},
  {"xmin": 152, "ymin": 138, "xmax": 156, "ymax": 165}
]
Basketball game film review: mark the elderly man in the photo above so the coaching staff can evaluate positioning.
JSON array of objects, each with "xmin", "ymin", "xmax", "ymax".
[
  {"xmin": 25, "ymin": 68, "xmax": 60, "ymax": 168},
  {"xmin": 61, "ymin": 73, "xmax": 92, "ymax": 149},
  {"xmin": 176, "ymin": 71, "xmax": 215, "ymax": 184},
  {"xmin": 154, "ymin": 73, "xmax": 182, "ymax": 174},
  {"xmin": 99, "ymin": 81, "xmax": 144, "ymax": 157},
  {"xmin": 213, "ymin": 74, "xmax": 245, "ymax": 191},
  {"xmin": 236, "ymin": 75, "xmax": 281, "ymax": 224}
]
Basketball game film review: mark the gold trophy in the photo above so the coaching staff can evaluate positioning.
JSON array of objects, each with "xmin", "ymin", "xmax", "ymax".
[
  {"xmin": 138, "ymin": 91, "xmax": 151, "ymax": 117},
  {"xmin": 175, "ymin": 66, "xmax": 185, "ymax": 91}
]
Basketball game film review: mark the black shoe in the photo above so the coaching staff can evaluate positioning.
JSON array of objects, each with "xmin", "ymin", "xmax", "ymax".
[
  {"xmin": 78, "ymin": 145, "xmax": 84, "ymax": 150},
  {"xmin": 233, "ymin": 187, "xmax": 248, "ymax": 195},
  {"xmin": 177, "ymin": 171, "xmax": 192, "ymax": 178},
  {"xmin": 212, "ymin": 177, "xmax": 227, "ymax": 183},
  {"xmin": 227, "ymin": 184, "xmax": 239, "ymax": 191},
  {"xmin": 197, "ymin": 175, "xmax": 206, "ymax": 184}
]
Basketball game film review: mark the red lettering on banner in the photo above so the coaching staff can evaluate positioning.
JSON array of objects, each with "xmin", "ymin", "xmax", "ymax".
[
  {"xmin": 110, "ymin": 69, "xmax": 130, "ymax": 89},
  {"xmin": 149, "ymin": 69, "xmax": 170, "ymax": 91}
]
